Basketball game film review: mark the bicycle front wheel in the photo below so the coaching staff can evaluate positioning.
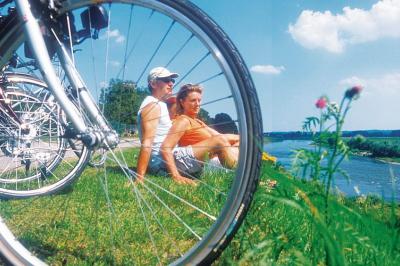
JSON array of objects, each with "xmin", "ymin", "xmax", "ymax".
[{"xmin": 0, "ymin": 0, "xmax": 263, "ymax": 264}]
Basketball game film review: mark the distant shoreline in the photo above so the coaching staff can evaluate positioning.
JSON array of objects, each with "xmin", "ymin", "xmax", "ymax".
[
  {"xmin": 263, "ymin": 129, "xmax": 400, "ymax": 140},
  {"xmin": 264, "ymin": 138, "xmax": 400, "ymax": 165},
  {"xmin": 349, "ymin": 150, "xmax": 400, "ymax": 164}
]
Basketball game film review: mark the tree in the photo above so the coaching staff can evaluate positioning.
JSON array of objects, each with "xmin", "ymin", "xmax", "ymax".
[
  {"xmin": 100, "ymin": 79, "xmax": 148, "ymax": 126},
  {"xmin": 198, "ymin": 108, "xmax": 214, "ymax": 125},
  {"xmin": 213, "ymin": 112, "xmax": 238, "ymax": 134}
]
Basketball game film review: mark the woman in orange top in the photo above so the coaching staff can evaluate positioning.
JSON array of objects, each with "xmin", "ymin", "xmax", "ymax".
[{"xmin": 161, "ymin": 84, "xmax": 239, "ymax": 183}]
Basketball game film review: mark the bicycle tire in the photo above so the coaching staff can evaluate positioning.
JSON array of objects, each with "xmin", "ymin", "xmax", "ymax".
[
  {"xmin": 0, "ymin": 73, "xmax": 90, "ymax": 198},
  {"xmin": 0, "ymin": 79, "xmax": 67, "ymax": 178},
  {"xmin": 0, "ymin": 0, "xmax": 263, "ymax": 265}
]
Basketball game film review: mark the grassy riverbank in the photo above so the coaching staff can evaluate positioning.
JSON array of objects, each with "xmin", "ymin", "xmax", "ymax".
[
  {"xmin": 217, "ymin": 162, "xmax": 400, "ymax": 265},
  {"xmin": 0, "ymin": 151, "xmax": 399, "ymax": 264}
]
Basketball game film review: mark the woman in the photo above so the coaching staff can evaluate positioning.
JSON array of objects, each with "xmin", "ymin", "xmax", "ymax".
[{"xmin": 161, "ymin": 84, "xmax": 239, "ymax": 182}]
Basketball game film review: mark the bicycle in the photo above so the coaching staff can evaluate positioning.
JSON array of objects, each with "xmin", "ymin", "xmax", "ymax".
[
  {"xmin": 0, "ymin": 72, "xmax": 91, "ymax": 194},
  {"xmin": 0, "ymin": 0, "xmax": 263, "ymax": 264}
]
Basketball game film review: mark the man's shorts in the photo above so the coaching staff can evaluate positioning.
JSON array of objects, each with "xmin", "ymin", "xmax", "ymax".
[{"xmin": 148, "ymin": 146, "xmax": 203, "ymax": 177}]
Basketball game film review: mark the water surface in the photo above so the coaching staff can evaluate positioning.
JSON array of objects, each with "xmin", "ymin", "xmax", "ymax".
[{"xmin": 264, "ymin": 140, "xmax": 400, "ymax": 201}]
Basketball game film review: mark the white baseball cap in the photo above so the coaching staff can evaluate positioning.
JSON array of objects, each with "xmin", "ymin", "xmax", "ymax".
[{"xmin": 147, "ymin": 67, "xmax": 179, "ymax": 83}]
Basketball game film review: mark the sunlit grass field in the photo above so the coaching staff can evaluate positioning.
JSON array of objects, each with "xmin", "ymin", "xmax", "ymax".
[
  {"xmin": 0, "ymin": 149, "xmax": 399, "ymax": 265},
  {"xmin": 0, "ymin": 148, "xmax": 233, "ymax": 265}
]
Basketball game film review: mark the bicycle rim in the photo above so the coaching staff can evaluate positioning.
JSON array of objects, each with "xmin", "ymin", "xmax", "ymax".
[
  {"xmin": 0, "ymin": 73, "xmax": 90, "ymax": 197},
  {"xmin": 0, "ymin": 0, "xmax": 263, "ymax": 264}
]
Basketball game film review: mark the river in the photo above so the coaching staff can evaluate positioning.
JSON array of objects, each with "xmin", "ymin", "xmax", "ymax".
[{"xmin": 264, "ymin": 140, "xmax": 400, "ymax": 201}]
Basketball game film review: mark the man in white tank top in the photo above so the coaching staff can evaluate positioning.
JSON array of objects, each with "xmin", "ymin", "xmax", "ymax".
[{"xmin": 136, "ymin": 67, "xmax": 199, "ymax": 185}]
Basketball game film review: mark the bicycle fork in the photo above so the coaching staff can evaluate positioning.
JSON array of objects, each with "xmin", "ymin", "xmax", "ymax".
[
  {"xmin": 54, "ymin": 35, "xmax": 119, "ymax": 149},
  {"xmin": 14, "ymin": 0, "xmax": 119, "ymax": 148}
]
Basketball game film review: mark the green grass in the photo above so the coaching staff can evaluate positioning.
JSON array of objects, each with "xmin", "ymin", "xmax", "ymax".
[
  {"xmin": 0, "ymin": 148, "xmax": 234, "ymax": 265},
  {"xmin": 1, "ymin": 151, "xmax": 399, "ymax": 265},
  {"xmin": 217, "ymin": 162, "xmax": 400, "ymax": 265}
]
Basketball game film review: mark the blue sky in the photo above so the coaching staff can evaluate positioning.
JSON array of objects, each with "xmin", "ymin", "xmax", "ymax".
[
  {"xmin": 26, "ymin": 0, "xmax": 398, "ymax": 133},
  {"xmin": 191, "ymin": 0, "xmax": 400, "ymax": 132}
]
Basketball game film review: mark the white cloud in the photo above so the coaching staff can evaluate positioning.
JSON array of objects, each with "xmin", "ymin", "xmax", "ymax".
[
  {"xmin": 340, "ymin": 71, "xmax": 400, "ymax": 95},
  {"xmin": 109, "ymin": 60, "xmax": 121, "ymax": 67},
  {"xmin": 288, "ymin": 0, "xmax": 400, "ymax": 53},
  {"xmin": 250, "ymin": 65, "xmax": 285, "ymax": 75},
  {"xmin": 340, "ymin": 76, "xmax": 365, "ymax": 87},
  {"xmin": 101, "ymin": 29, "xmax": 125, "ymax": 44},
  {"xmin": 115, "ymin": 36, "xmax": 125, "ymax": 43},
  {"xmin": 338, "ymin": 71, "xmax": 400, "ymax": 129}
]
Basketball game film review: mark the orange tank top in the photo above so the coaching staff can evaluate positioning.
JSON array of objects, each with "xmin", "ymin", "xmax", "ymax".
[{"xmin": 178, "ymin": 115, "xmax": 212, "ymax": 146}]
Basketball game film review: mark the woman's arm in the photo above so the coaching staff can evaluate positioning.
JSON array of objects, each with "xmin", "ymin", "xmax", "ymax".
[{"xmin": 161, "ymin": 117, "xmax": 196, "ymax": 185}]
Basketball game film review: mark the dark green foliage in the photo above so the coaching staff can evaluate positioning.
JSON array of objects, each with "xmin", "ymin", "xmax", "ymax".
[
  {"xmin": 347, "ymin": 135, "xmax": 400, "ymax": 158},
  {"xmin": 213, "ymin": 113, "xmax": 238, "ymax": 134},
  {"xmin": 99, "ymin": 79, "xmax": 148, "ymax": 126},
  {"xmin": 198, "ymin": 108, "xmax": 213, "ymax": 125}
]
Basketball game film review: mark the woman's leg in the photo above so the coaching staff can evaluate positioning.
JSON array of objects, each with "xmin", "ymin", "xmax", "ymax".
[{"xmin": 191, "ymin": 135, "xmax": 238, "ymax": 168}]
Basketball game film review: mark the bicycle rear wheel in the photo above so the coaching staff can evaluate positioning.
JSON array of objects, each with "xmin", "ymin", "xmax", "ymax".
[
  {"xmin": 0, "ymin": 0, "xmax": 263, "ymax": 264},
  {"xmin": 0, "ymin": 73, "xmax": 90, "ymax": 198}
]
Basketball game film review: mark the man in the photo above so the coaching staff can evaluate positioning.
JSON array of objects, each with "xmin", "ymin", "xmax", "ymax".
[{"xmin": 136, "ymin": 67, "xmax": 198, "ymax": 185}]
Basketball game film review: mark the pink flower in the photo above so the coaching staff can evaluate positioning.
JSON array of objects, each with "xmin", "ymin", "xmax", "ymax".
[
  {"xmin": 345, "ymin": 85, "xmax": 363, "ymax": 99},
  {"xmin": 315, "ymin": 97, "xmax": 327, "ymax": 109}
]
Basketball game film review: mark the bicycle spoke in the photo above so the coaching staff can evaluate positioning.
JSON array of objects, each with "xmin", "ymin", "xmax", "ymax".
[
  {"xmin": 116, "ymin": 8, "xmax": 155, "ymax": 79},
  {"xmin": 165, "ymin": 33, "xmax": 194, "ymax": 68},
  {"xmin": 132, "ymin": 184, "xmax": 162, "ymax": 264},
  {"xmin": 175, "ymin": 52, "xmax": 211, "ymax": 87},
  {"xmin": 135, "ymin": 20, "xmax": 176, "ymax": 84},
  {"xmin": 143, "ymin": 178, "xmax": 217, "ymax": 221},
  {"xmin": 140, "ymin": 182, "xmax": 202, "ymax": 240},
  {"xmin": 196, "ymin": 71, "xmax": 224, "ymax": 85},
  {"xmin": 0, "ymin": 1, "xmax": 262, "ymax": 265},
  {"xmin": 122, "ymin": 5, "xmax": 134, "ymax": 80},
  {"xmin": 134, "ymin": 184, "xmax": 183, "ymax": 257}
]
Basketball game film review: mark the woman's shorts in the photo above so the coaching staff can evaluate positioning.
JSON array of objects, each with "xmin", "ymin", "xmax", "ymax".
[{"xmin": 148, "ymin": 146, "xmax": 203, "ymax": 177}]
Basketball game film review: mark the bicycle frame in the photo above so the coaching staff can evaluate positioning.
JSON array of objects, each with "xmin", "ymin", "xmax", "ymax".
[{"xmin": 1, "ymin": 0, "xmax": 118, "ymax": 147}]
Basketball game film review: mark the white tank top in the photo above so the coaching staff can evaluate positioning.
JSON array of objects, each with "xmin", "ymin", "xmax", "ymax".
[{"xmin": 138, "ymin": 96, "xmax": 171, "ymax": 155}]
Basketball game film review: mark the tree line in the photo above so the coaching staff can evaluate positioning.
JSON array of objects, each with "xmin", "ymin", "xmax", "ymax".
[
  {"xmin": 319, "ymin": 134, "xmax": 400, "ymax": 158},
  {"xmin": 100, "ymin": 80, "xmax": 238, "ymax": 134},
  {"xmin": 346, "ymin": 135, "xmax": 400, "ymax": 158}
]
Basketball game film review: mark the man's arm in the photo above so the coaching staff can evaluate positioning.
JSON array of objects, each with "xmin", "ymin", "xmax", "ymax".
[{"xmin": 136, "ymin": 103, "xmax": 161, "ymax": 181}]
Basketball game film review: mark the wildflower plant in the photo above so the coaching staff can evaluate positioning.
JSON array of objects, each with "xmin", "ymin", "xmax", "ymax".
[{"xmin": 292, "ymin": 86, "xmax": 363, "ymax": 217}]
